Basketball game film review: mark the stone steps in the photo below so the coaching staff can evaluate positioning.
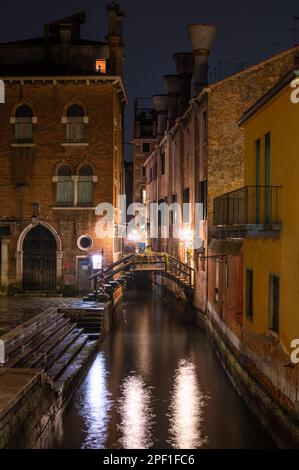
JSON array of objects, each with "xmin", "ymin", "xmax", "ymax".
[
  {"xmin": 22, "ymin": 326, "xmax": 81, "ymax": 370},
  {"xmin": 46, "ymin": 335, "xmax": 89, "ymax": 382},
  {"xmin": 3, "ymin": 308, "xmax": 64, "ymax": 361},
  {"xmin": 5, "ymin": 316, "xmax": 70, "ymax": 368},
  {"xmin": 53, "ymin": 340, "xmax": 98, "ymax": 396}
]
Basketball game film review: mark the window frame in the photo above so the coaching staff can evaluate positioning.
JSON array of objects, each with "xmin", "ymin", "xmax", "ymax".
[
  {"xmin": 246, "ymin": 268, "xmax": 254, "ymax": 320},
  {"xmin": 269, "ymin": 273, "xmax": 279, "ymax": 333}
]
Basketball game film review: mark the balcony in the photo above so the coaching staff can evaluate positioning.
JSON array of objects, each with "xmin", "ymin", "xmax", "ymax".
[{"xmin": 213, "ymin": 186, "xmax": 282, "ymax": 238}]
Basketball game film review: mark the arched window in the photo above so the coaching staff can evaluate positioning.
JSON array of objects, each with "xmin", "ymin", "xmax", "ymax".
[
  {"xmin": 15, "ymin": 105, "xmax": 33, "ymax": 142},
  {"xmin": 66, "ymin": 105, "xmax": 85, "ymax": 143},
  {"xmin": 56, "ymin": 165, "xmax": 73, "ymax": 206},
  {"xmin": 78, "ymin": 165, "xmax": 93, "ymax": 206}
]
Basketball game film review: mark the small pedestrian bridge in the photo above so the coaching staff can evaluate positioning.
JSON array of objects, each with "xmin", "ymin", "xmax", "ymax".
[{"xmin": 89, "ymin": 253, "xmax": 194, "ymax": 301}]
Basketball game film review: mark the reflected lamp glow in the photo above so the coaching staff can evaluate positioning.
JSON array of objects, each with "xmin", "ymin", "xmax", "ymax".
[
  {"xmin": 118, "ymin": 375, "xmax": 154, "ymax": 449},
  {"xmin": 92, "ymin": 254, "xmax": 103, "ymax": 270},
  {"xmin": 168, "ymin": 359, "xmax": 206, "ymax": 449}
]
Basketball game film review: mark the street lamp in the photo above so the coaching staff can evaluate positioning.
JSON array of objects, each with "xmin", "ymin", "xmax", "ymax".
[
  {"xmin": 92, "ymin": 254, "xmax": 103, "ymax": 270},
  {"xmin": 179, "ymin": 227, "xmax": 194, "ymax": 265},
  {"xmin": 128, "ymin": 228, "xmax": 143, "ymax": 253}
]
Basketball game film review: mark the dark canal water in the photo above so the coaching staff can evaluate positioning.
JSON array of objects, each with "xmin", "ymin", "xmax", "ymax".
[{"xmin": 47, "ymin": 284, "xmax": 275, "ymax": 449}]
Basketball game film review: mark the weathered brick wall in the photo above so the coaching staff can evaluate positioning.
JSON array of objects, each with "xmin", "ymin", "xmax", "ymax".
[
  {"xmin": 0, "ymin": 80, "xmax": 123, "ymax": 288},
  {"xmin": 207, "ymin": 48, "xmax": 299, "ymax": 229}
]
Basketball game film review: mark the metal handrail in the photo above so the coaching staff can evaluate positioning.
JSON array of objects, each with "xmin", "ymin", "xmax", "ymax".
[
  {"xmin": 167, "ymin": 254, "xmax": 194, "ymax": 273},
  {"xmin": 89, "ymin": 253, "xmax": 134, "ymax": 281},
  {"xmin": 213, "ymin": 185, "xmax": 282, "ymax": 227}
]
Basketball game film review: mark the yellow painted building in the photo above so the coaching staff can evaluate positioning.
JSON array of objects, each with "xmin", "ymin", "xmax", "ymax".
[{"xmin": 239, "ymin": 70, "xmax": 299, "ymax": 352}]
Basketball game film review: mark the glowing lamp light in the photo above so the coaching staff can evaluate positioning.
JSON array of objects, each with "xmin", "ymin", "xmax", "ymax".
[
  {"xmin": 179, "ymin": 228, "xmax": 194, "ymax": 242},
  {"xmin": 128, "ymin": 229, "xmax": 141, "ymax": 242},
  {"xmin": 92, "ymin": 254, "xmax": 103, "ymax": 270}
]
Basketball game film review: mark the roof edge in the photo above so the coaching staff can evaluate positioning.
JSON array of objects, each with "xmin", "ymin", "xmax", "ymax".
[{"xmin": 238, "ymin": 70, "xmax": 299, "ymax": 126}]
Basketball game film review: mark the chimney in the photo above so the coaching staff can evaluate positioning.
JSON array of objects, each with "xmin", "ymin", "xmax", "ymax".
[
  {"xmin": 106, "ymin": 3, "xmax": 126, "ymax": 76},
  {"xmin": 173, "ymin": 52, "xmax": 194, "ymax": 115},
  {"xmin": 163, "ymin": 75, "xmax": 180, "ymax": 128},
  {"xmin": 153, "ymin": 95, "xmax": 168, "ymax": 138},
  {"xmin": 59, "ymin": 23, "xmax": 72, "ymax": 44},
  {"xmin": 187, "ymin": 24, "xmax": 216, "ymax": 96}
]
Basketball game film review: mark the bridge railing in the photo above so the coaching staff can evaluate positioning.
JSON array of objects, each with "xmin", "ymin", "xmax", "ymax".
[
  {"xmin": 89, "ymin": 253, "xmax": 135, "ymax": 291},
  {"xmin": 166, "ymin": 254, "xmax": 194, "ymax": 288},
  {"xmin": 88, "ymin": 252, "xmax": 195, "ymax": 293}
]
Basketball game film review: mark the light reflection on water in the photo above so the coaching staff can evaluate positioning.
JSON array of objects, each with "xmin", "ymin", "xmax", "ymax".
[
  {"xmin": 77, "ymin": 353, "xmax": 112, "ymax": 449},
  {"xmin": 118, "ymin": 374, "xmax": 154, "ymax": 449},
  {"xmin": 168, "ymin": 359, "xmax": 207, "ymax": 449}
]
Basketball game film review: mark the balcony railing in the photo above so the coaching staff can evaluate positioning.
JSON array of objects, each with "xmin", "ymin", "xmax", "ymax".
[{"xmin": 213, "ymin": 186, "xmax": 282, "ymax": 229}]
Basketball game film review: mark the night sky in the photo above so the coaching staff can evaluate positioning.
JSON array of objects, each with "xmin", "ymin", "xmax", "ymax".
[{"xmin": 1, "ymin": 0, "xmax": 298, "ymax": 158}]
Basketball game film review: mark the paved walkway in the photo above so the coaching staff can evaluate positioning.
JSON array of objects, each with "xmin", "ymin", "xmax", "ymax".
[{"xmin": 0, "ymin": 297, "xmax": 94, "ymax": 337}]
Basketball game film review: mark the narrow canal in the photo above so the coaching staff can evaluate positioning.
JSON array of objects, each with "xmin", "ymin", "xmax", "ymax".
[{"xmin": 47, "ymin": 283, "xmax": 275, "ymax": 449}]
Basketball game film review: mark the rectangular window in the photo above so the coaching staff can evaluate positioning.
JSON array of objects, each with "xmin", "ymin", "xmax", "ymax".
[
  {"xmin": 199, "ymin": 180, "xmax": 207, "ymax": 220},
  {"xmin": 269, "ymin": 274, "xmax": 279, "ymax": 333},
  {"xmin": 15, "ymin": 118, "xmax": 33, "ymax": 142},
  {"xmin": 78, "ymin": 177, "xmax": 93, "ymax": 206},
  {"xmin": 66, "ymin": 118, "xmax": 84, "ymax": 143},
  {"xmin": 161, "ymin": 151, "xmax": 165, "ymax": 175},
  {"xmin": 202, "ymin": 111, "xmax": 207, "ymax": 144},
  {"xmin": 246, "ymin": 269, "xmax": 254, "ymax": 319},
  {"xmin": 170, "ymin": 193, "xmax": 177, "ymax": 227},
  {"xmin": 95, "ymin": 59, "xmax": 107, "ymax": 74},
  {"xmin": 255, "ymin": 139, "xmax": 261, "ymax": 224},
  {"xmin": 182, "ymin": 187, "xmax": 190, "ymax": 224},
  {"xmin": 265, "ymin": 132, "xmax": 271, "ymax": 223},
  {"xmin": 141, "ymin": 189, "xmax": 146, "ymax": 205},
  {"xmin": 143, "ymin": 142, "xmax": 150, "ymax": 153},
  {"xmin": 57, "ymin": 177, "xmax": 73, "ymax": 206},
  {"xmin": 142, "ymin": 166, "xmax": 146, "ymax": 178}
]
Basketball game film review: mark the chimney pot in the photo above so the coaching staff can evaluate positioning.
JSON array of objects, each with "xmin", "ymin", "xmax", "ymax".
[
  {"xmin": 153, "ymin": 94, "xmax": 169, "ymax": 138},
  {"xmin": 164, "ymin": 75, "xmax": 180, "ymax": 127},
  {"xmin": 187, "ymin": 24, "xmax": 216, "ymax": 96},
  {"xmin": 173, "ymin": 52, "xmax": 194, "ymax": 114}
]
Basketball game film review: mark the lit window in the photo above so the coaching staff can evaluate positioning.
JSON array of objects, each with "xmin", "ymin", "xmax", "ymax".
[{"xmin": 95, "ymin": 59, "xmax": 107, "ymax": 74}]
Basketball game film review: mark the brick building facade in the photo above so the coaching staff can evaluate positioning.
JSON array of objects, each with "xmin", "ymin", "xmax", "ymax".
[
  {"xmin": 144, "ymin": 24, "xmax": 299, "ymax": 328},
  {"xmin": 132, "ymin": 98, "xmax": 157, "ymax": 205},
  {"xmin": 0, "ymin": 5, "xmax": 126, "ymax": 293}
]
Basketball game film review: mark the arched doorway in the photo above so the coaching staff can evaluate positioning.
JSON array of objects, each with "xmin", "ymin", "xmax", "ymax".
[{"xmin": 23, "ymin": 225, "xmax": 57, "ymax": 291}]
